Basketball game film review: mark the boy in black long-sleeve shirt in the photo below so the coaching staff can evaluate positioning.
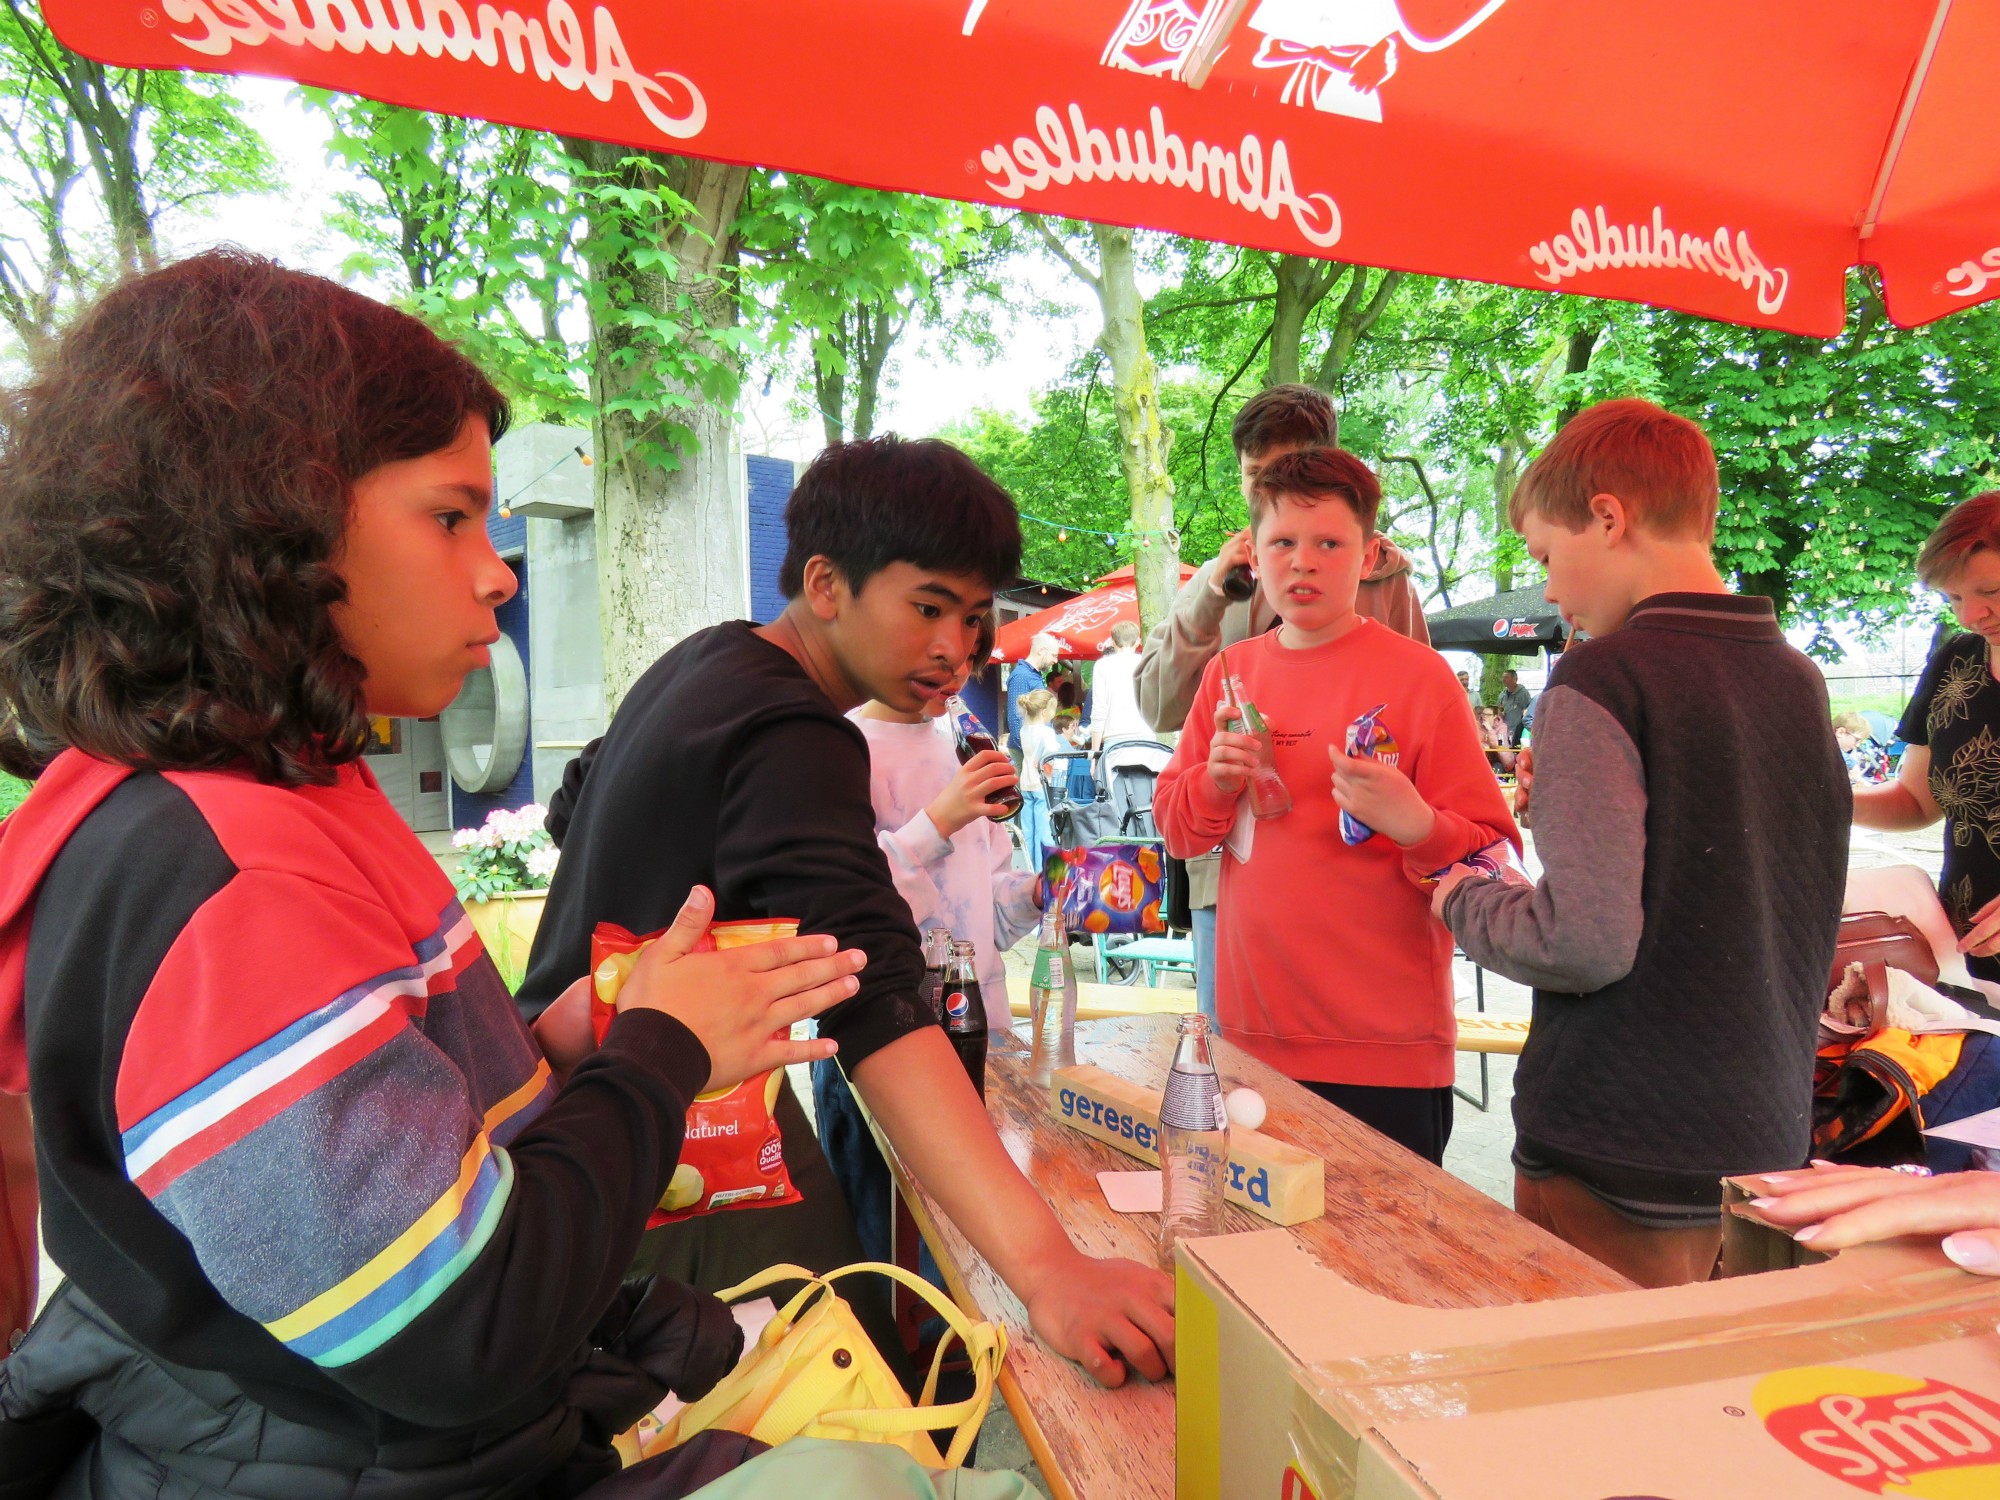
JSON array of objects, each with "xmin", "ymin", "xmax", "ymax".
[{"xmin": 524, "ymin": 436, "xmax": 1176, "ymax": 1386}]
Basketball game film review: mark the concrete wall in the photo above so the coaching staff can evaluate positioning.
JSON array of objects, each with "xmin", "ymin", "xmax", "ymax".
[{"xmin": 527, "ymin": 511, "xmax": 606, "ymax": 803}]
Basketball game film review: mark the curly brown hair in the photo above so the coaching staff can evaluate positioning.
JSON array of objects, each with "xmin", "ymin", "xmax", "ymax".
[{"xmin": 0, "ymin": 250, "xmax": 509, "ymax": 785}]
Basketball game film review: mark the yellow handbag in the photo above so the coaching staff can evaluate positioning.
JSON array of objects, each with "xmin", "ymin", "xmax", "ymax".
[{"xmin": 644, "ymin": 1262, "xmax": 1007, "ymax": 1469}]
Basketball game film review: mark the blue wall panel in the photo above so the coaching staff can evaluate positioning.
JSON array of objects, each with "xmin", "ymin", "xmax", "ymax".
[{"xmin": 746, "ymin": 455, "xmax": 794, "ymax": 625}]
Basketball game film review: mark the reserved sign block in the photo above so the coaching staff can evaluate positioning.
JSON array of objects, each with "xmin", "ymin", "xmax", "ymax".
[{"xmin": 1050, "ymin": 1065, "xmax": 1323, "ymax": 1227}]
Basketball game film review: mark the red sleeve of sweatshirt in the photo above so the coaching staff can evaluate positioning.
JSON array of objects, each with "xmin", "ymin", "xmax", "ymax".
[{"xmin": 1154, "ymin": 653, "xmax": 1240, "ymax": 858}]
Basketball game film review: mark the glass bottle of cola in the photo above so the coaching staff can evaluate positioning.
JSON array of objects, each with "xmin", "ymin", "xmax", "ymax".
[
  {"xmin": 917, "ymin": 928, "xmax": 951, "ymax": 1023},
  {"xmin": 945, "ymin": 695, "xmax": 1023, "ymax": 820},
  {"xmin": 1157, "ymin": 1013, "xmax": 1230, "ymax": 1270},
  {"xmin": 1221, "ymin": 671, "xmax": 1292, "ymax": 820},
  {"xmin": 940, "ymin": 938, "xmax": 989, "ymax": 1099}
]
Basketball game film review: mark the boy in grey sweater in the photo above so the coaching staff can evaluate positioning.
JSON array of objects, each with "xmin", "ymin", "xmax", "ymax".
[{"xmin": 1435, "ymin": 400, "xmax": 1848, "ymax": 1288}]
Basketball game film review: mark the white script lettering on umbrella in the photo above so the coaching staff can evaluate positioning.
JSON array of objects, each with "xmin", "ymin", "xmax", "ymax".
[
  {"xmin": 160, "ymin": 0, "xmax": 706, "ymax": 140},
  {"xmin": 981, "ymin": 103, "xmax": 1341, "ymax": 248},
  {"xmin": 1946, "ymin": 248, "xmax": 2000, "ymax": 301},
  {"xmin": 1527, "ymin": 205, "xmax": 1791, "ymax": 316}
]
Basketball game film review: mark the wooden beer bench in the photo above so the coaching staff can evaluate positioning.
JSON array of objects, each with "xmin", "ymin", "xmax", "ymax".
[{"xmin": 1003, "ymin": 974, "xmax": 1529, "ymax": 1057}]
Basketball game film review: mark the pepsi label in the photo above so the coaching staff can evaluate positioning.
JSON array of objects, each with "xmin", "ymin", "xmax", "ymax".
[{"xmin": 945, "ymin": 990, "xmax": 970, "ymax": 1020}]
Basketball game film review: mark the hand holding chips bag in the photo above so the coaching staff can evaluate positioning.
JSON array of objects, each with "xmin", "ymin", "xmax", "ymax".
[
  {"xmin": 1050, "ymin": 844, "xmax": 1166, "ymax": 935},
  {"xmin": 590, "ymin": 917, "xmax": 802, "ymax": 1227},
  {"xmin": 1339, "ymin": 703, "xmax": 1401, "ymax": 846}
]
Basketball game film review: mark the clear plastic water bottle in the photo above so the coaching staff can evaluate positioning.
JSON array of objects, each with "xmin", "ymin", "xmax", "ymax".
[
  {"xmin": 1221, "ymin": 671, "xmax": 1291, "ymax": 820},
  {"xmin": 1026, "ymin": 901, "xmax": 1078, "ymax": 1087},
  {"xmin": 1157, "ymin": 1014, "xmax": 1230, "ymax": 1269}
]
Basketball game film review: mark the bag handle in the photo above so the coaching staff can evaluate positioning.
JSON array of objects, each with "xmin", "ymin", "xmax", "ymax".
[{"xmin": 713, "ymin": 1262, "xmax": 1006, "ymax": 1467}]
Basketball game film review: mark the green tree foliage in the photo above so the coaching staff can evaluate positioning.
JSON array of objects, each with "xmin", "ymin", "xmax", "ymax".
[
  {"xmin": 738, "ymin": 175, "xmax": 1003, "ymax": 446},
  {"xmin": 0, "ymin": 0, "xmax": 272, "ymax": 355},
  {"xmin": 1651, "ymin": 281, "xmax": 2000, "ymax": 635}
]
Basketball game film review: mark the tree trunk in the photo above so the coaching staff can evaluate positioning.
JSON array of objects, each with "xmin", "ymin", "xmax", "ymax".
[
  {"xmin": 1089, "ymin": 225, "xmax": 1179, "ymax": 634},
  {"xmin": 1312, "ymin": 267, "xmax": 1404, "ymax": 393},
  {"xmin": 1555, "ymin": 326, "xmax": 1602, "ymax": 428},
  {"xmin": 1264, "ymin": 254, "xmax": 1332, "ymax": 388},
  {"xmin": 569, "ymin": 143, "xmax": 751, "ymax": 709}
]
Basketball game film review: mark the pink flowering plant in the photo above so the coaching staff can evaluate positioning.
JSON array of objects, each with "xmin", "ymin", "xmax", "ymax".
[{"xmin": 452, "ymin": 804, "xmax": 558, "ymax": 903}]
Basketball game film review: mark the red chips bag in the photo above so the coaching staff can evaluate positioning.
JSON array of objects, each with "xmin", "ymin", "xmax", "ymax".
[{"xmin": 590, "ymin": 918, "xmax": 802, "ymax": 1227}]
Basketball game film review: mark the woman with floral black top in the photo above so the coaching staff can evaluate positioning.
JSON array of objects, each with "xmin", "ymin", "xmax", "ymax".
[{"xmin": 1858, "ymin": 491, "xmax": 2000, "ymax": 981}]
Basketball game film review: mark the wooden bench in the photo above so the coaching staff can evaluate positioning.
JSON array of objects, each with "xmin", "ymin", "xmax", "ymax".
[{"xmin": 1006, "ymin": 974, "xmax": 1530, "ymax": 1055}]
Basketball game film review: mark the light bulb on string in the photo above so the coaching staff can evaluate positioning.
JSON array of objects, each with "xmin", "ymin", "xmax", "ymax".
[{"xmin": 1058, "ymin": 528, "xmax": 1068, "ymax": 543}]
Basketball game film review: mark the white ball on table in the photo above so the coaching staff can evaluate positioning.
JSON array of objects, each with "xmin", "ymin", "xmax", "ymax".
[{"xmin": 1225, "ymin": 1087, "xmax": 1266, "ymax": 1131}]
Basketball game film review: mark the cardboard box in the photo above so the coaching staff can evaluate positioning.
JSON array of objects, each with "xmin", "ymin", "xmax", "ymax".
[
  {"xmin": 1175, "ymin": 1228, "xmax": 2000, "ymax": 1500},
  {"xmin": 1049, "ymin": 1064, "xmax": 1323, "ymax": 1226}
]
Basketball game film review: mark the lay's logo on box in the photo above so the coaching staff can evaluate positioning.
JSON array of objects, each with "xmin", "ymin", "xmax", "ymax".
[{"xmin": 1755, "ymin": 1364, "xmax": 2000, "ymax": 1494}]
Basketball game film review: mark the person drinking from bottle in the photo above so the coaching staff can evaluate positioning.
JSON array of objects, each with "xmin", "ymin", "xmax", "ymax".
[
  {"xmin": 818, "ymin": 617, "xmax": 1044, "ymax": 1264},
  {"xmin": 1154, "ymin": 448, "xmax": 1515, "ymax": 1165}
]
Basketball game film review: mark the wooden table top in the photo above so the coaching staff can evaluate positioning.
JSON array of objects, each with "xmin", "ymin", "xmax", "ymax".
[{"xmin": 881, "ymin": 1013, "xmax": 1631, "ymax": 1500}]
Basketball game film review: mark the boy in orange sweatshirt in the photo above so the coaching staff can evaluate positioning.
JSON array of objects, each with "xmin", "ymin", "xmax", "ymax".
[{"xmin": 1155, "ymin": 448, "xmax": 1517, "ymax": 1163}]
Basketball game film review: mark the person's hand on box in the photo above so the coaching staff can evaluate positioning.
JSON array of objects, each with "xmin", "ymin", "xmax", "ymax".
[
  {"xmin": 1022, "ymin": 1249, "xmax": 1176, "ymax": 1387},
  {"xmin": 927, "ymin": 748, "xmax": 1019, "ymax": 837},
  {"xmin": 1748, "ymin": 1161, "xmax": 2000, "ymax": 1274},
  {"xmin": 1207, "ymin": 703, "xmax": 1263, "ymax": 799},
  {"xmin": 1328, "ymin": 745, "xmax": 1437, "ymax": 847},
  {"xmin": 615, "ymin": 885, "xmax": 864, "ymax": 1094}
]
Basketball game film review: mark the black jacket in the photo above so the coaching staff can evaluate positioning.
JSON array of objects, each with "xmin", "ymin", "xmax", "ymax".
[{"xmin": 0, "ymin": 1275, "xmax": 741, "ymax": 1500}]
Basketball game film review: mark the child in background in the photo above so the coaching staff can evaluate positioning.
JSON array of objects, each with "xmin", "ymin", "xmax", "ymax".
[
  {"xmin": 1016, "ymin": 687, "xmax": 1063, "ymax": 873},
  {"xmin": 1154, "ymin": 448, "xmax": 1516, "ymax": 1165},
  {"xmin": 1436, "ymin": 399, "xmax": 1848, "ymax": 1288},
  {"xmin": 814, "ymin": 629, "xmax": 1043, "ymax": 1262},
  {"xmin": 1834, "ymin": 711, "xmax": 1892, "ymax": 784}
]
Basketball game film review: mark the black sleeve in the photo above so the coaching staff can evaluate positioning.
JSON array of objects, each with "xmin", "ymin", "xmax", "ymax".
[
  {"xmin": 545, "ymin": 738, "xmax": 601, "ymax": 849},
  {"xmin": 714, "ymin": 710, "xmax": 935, "ymax": 1068},
  {"xmin": 26, "ymin": 775, "xmax": 717, "ymax": 1431},
  {"xmin": 1896, "ymin": 634, "xmax": 1963, "ymax": 746}
]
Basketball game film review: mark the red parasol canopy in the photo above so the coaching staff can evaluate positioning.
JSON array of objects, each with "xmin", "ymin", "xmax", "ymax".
[
  {"xmin": 995, "ymin": 562, "xmax": 1196, "ymax": 662},
  {"xmin": 40, "ymin": 1, "xmax": 2000, "ymax": 336}
]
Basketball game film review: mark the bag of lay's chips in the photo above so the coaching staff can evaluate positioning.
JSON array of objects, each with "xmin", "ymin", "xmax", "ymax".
[
  {"xmin": 590, "ymin": 917, "xmax": 801, "ymax": 1228},
  {"xmin": 1051, "ymin": 844, "xmax": 1165, "ymax": 935},
  {"xmin": 1340, "ymin": 703, "xmax": 1401, "ymax": 846}
]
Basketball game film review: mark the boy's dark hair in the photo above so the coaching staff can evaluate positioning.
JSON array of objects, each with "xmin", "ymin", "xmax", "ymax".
[
  {"xmin": 0, "ymin": 249, "xmax": 509, "ymax": 785},
  {"xmin": 1231, "ymin": 383, "xmax": 1337, "ymax": 459},
  {"xmin": 779, "ymin": 436, "xmax": 1021, "ymax": 597},
  {"xmin": 1249, "ymin": 447, "xmax": 1382, "ymax": 536}
]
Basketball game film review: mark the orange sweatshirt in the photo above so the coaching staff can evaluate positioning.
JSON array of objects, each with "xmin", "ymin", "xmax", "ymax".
[{"xmin": 1154, "ymin": 621, "xmax": 1519, "ymax": 1088}]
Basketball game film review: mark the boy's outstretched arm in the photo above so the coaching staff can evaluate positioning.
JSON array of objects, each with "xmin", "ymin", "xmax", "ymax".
[
  {"xmin": 1439, "ymin": 684, "xmax": 1646, "ymax": 993},
  {"xmin": 852, "ymin": 1029, "xmax": 1176, "ymax": 1385}
]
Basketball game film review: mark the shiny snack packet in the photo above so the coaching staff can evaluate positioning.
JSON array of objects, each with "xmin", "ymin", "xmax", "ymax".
[
  {"xmin": 591, "ymin": 917, "xmax": 802, "ymax": 1226},
  {"xmin": 1419, "ymin": 838, "xmax": 1529, "ymax": 887},
  {"xmin": 1339, "ymin": 703, "xmax": 1401, "ymax": 846},
  {"xmin": 1051, "ymin": 843, "xmax": 1166, "ymax": 935}
]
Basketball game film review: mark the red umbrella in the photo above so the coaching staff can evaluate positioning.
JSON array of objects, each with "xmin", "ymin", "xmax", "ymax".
[
  {"xmin": 40, "ymin": 1, "xmax": 2000, "ymax": 335},
  {"xmin": 995, "ymin": 562, "xmax": 1196, "ymax": 662}
]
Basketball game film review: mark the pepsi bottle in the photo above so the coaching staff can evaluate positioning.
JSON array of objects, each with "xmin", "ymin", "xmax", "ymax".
[
  {"xmin": 945, "ymin": 695, "xmax": 1023, "ymax": 820},
  {"xmin": 941, "ymin": 938, "xmax": 989, "ymax": 1099}
]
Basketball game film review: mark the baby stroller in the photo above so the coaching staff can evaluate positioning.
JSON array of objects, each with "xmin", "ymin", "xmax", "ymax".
[{"xmin": 1044, "ymin": 735, "xmax": 1173, "ymax": 849}]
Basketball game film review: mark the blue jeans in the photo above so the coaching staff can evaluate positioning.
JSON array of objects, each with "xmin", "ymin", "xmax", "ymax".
[
  {"xmin": 1019, "ymin": 789, "xmax": 1054, "ymax": 868},
  {"xmin": 1190, "ymin": 906, "xmax": 1218, "ymax": 1023}
]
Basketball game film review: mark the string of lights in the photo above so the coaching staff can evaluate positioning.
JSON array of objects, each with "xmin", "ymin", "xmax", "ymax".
[
  {"xmin": 1016, "ymin": 509, "xmax": 1181, "ymax": 548},
  {"xmin": 496, "ymin": 444, "xmax": 592, "ymax": 518}
]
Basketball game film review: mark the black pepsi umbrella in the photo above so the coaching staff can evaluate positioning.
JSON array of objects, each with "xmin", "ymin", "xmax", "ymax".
[{"xmin": 1425, "ymin": 585, "xmax": 1570, "ymax": 654}]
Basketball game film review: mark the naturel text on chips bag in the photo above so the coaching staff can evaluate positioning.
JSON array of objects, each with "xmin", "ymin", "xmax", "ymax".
[{"xmin": 591, "ymin": 917, "xmax": 801, "ymax": 1227}]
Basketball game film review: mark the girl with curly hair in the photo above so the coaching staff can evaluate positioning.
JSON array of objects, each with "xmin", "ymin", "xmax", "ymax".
[{"xmin": 0, "ymin": 251, "xmax": 863, "ymax": 1496}]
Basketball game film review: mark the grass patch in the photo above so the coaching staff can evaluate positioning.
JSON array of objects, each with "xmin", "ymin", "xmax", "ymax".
[
  {"xmin": 1828, "ymin": 692, "xmax": 1912, "ymax": 723},
  {"xmin": 0, "ymin": 774, "xmax": 28, "ymax": 819}
]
